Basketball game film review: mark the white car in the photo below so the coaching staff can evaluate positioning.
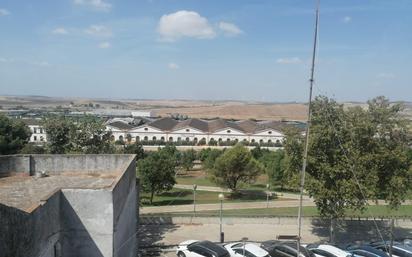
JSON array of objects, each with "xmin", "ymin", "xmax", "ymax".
[
  {"xmin": 224, "ymin": 242, "xmax": 270, "ymax": 257},
  {"xmin": 305, "ymin": 244, "xmax": 352, "ymax": 257},
  {"xmin": 176, "ymin": 240, "xmax": 230, "ymax": 257}
]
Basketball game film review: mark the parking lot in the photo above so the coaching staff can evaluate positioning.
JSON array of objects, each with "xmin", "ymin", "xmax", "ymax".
[{"xmin": 137, "ymin": 216, "xmax": 412, "ymax": 257}]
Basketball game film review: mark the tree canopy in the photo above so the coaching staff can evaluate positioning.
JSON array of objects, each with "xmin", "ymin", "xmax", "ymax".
[
  {"xmin": 283, "ymin": 96, "xmax": 412, "ymax": 219},
  {"xmin": 0, "ymin": 115, "xmax": 31, "ymax": 155},
  {"xmin": 137, "ymin": 146, "xmax": 177, "ymax": 204},
  {"xmin": 42, "ymin": 115, "xmax": 115, "ymax": 154},
  {"xmin": 210, "ymin": 144, "xmax": 264, "ymax": 191}
]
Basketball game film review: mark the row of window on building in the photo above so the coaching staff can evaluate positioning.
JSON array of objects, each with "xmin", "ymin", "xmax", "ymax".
[{"xmin": 117, "ymin": 135, "xmax": 281, "ymax": 144}]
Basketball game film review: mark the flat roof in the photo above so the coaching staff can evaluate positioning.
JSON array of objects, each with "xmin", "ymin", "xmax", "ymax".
[{"xmin": 0, "ymin": 172, "xmax": 118, "ymax": 212}]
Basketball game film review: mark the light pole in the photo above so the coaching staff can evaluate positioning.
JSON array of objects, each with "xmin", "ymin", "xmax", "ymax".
[
  {"xmin": 242, "ymin": 237, "xmax": 248, "ymax": 256},
  {"xmin": 267, "ymin": 192, "xmax": 272, "ymax": 209},
  {"xmin": 193, "ymin": 184, "xmax": 197, "ymax": 216},
  {"xmin": 218, "ymin": 193, "xmax": 224, "ymax": 243},
  {"xmin": 266, "ymin": 184, "xmax": 270, "ymax": 208}
]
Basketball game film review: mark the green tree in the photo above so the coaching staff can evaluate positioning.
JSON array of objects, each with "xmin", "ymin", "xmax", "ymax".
[
  {"xmin": 137, "ymin": 148, "xmax": 177, "ymax": 204},
  {"xmin": 282, "ymin": 127, "xmax": 304, "ymax": 190},
  {"xmin": 0, "ymin": 115, "xmax": 31, "ymax": 155},
  {"xmin": 210, "ymin": 144, "xmax": 264, "ymax": 192},
  {"xmin": 123, "ymin": 141, "xmax": 146, "ymax": 161},
  {"xmin": 198, "ymin": 148, "xmax": 212, "ymax": 162},
  {"xmin": 181, "ymin": 149, "xmax": 196, "ymax": 171},
  {"xmin": 19, "ymin": 143, "xmax": 46, "ymax": 154},
  {"xmin": 202, "ymin": 148, "xmax": 223, "ymax": 170},
  {"xmin": 42, "ymin": 116, "xmax": 74, "ymax": 154},
  {"xmin": 43, "ymin": 115, "xmax": 115, "ymax": 154},
  {"xmin": 259, "ymin": 150, "xmax": 286, "ymax": 188},
  {"xmin": 284, "ymin": 96, "xmax": 412, "ymax": 222},
  {"xmin": 70, "ymin": 116, "xmax": 115, "ymax": 154}
]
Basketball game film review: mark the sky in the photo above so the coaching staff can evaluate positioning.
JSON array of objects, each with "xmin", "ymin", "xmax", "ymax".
[{"xmin": 0, "ymin": 0, "xmax": 411, "ymax": 102}]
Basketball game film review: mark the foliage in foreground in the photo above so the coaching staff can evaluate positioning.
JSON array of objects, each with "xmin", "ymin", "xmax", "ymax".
[
  {"xmin": 283, "ymin": 96, "xmax": 412, "ymax": 219},
  {"xmin": 137, "ymin": 145, "xmax": 178, "ymax": 204},
  {"xmin": 0, "ymin": 115, "xmax": 31, "ymax": 155},
  {"xmin": 42, "ymin": 115, "xmax": 115, "ymax": 154},
  {"xmin": 209, "ymin": 144, "xmax": 265, "ymax": 192}
]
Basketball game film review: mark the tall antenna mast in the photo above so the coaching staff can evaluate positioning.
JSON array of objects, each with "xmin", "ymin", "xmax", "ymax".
[{"xmin": 297, "ymin": 0, "xmax": 320, "ymax": 252}]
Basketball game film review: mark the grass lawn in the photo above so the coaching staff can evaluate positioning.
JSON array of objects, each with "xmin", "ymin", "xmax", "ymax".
[
  {"xmin": 140, "ymin": 188, "xmax": 276, "ymax": 206},
  {"xmin": 176, "ymin": 172, "xmax": 273, "ymax": 190},
  {"xmin": 154, "ymin": 205, "xmax": 412, "ymax": 218},
  {"xmin": 175, "ymin": 170, "xmax": 301, "ymax": 195}
]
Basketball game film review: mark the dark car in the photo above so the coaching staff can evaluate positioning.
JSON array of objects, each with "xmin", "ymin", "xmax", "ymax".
[
  {"xmin": 369, "ymin": 241, "xmax": 412, "ymax": 257},
  {"xmin": 345, "ymin": 244, "xmax": 388, "ymax": 257},
  {"xmin": 261, "ymin": 240, "xmax": 315, "ymax": 257}
]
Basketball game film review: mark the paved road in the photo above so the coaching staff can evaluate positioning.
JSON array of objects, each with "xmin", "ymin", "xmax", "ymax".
[
  {"xmin": 140, "ymin": 199, "xmax": 315, "ymax": 214},
  {"xmin": 174, "ymin": 184, "xmax": 310, "ymax": 200},
  {"xmin": 141, "ymin": 198, "xmax": 412, "ymax": 214}
]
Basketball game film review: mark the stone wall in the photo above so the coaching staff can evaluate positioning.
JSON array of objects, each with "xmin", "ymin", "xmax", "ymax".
[
  {"xmin": 112, "ymin": 157, "xmax": 137, "ymax": 257},
  {"xmin": 0, "ymin": 155, "xmax": 30, "ymax": 177},
  {"xmin": 0, "ymin": 191, "xmax": 61, "ymax": 257},
  {"xmin": 0, "ymin": 154, "xmax": 137, "ymax": 257},
  {"xmin": 0, "ymin": 154, "xmax": 135, "ymax": 176}
]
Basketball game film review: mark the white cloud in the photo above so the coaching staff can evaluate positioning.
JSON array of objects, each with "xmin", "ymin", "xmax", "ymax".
[
  {"xmin": 168, "ymin": 62, "xmax": 180, "ymax": 70},
  {"xmin": 0, "ymin": 8, "xmax": 10, "ymax": 16},
  {"xmin": 73, "ymin": 0, "xmax": 111, "ymax": 12},
  {"xmin": 276, "ymin": 57, "xmax": 302, "ymax": 64},
  {"xmin": 342, "ymin": 16, "xmax": 352, "ymax": 23},
  {"xmin": 52, "ymin": 27, "xmax": 68, "ymax": 35},
  {"xmin": 377, "ymin": 73, "xmax": 395, "ymax": 79},
  {"xmin": 31, "ymin": 61, "xmax": 51, "ymax": 67},
  {"xmin": 157, "ymin": 10, "xmax": 216, "ymax": 42},
  {"xmin": 85, "ymin": 25, "xmax": 112, "ymax": 37},
  {"xmin": 218, "ymin": 22, "xmax": 243, "ymax": 36},
  {"xmin": 98, "ymin": 42, "xmax": 111, "ymax": 49}
]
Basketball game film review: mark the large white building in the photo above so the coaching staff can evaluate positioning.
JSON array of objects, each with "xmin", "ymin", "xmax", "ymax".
[
  {"xmin": 21, "ymin": 117, "xmax": 302, "ymax": 146},
  {"xmin": 106, "ymin": 117, "xmax": 291, "ymax": 145}
]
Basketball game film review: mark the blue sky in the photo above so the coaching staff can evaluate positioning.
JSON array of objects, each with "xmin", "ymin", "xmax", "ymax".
[{"xmin": 0, "ymin": 0, "xmax": 411, "ymax": 102}]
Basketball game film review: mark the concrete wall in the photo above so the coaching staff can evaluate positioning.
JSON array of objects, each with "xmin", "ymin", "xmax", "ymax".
[
  {"xmin": 0, "ymin": 155, "xmax": 30, "ymax": 176},
  {"xmin": 30, "ymin": 155, "xmax": 134, "ymax": 175},
  {"xmin": 0, "ymin": 154, "xmax": 135, "ymax": 176},
  {"xmin": 112, "ymin": 158, "xmax": 137, "ymax": 257},
  {"xmin": 0, "ymin": 191, "xmax": 61, "ymax": 257},
  {"xmin": 61, "ymin": 189, "xmax": 114, "ymax": 257},
  {"xmin": 0, "ymin": 154, "xmax": 138, "ymax": 257}
]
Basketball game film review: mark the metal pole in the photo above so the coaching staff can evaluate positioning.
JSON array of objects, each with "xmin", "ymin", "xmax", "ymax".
[
  {"xmin": 389, "ymin": 218, "xmax": 394, "ymax": 257},
  {"xmin": 220, "ymin": 199, "xmax": 223, "ymax": 241},
  {"xmin": 266, "ymin": 184, "xmax": 270, "ymax": 208},
  {"xmin": 297, "ymin": 1, "xmax": 320, "ymax": 257},
  {"xmin": 193, "ymin": 184, "xmax": 197, "ymax": 217}
]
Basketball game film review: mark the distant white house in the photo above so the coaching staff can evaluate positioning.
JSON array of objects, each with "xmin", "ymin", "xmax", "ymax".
[
  {"xmin": 21, "ymin": 119, "xmax": 47, "ymax": 143},
  {"xmin": 131, "ymin": 110, "xmax": 156, "ymax": 118}
]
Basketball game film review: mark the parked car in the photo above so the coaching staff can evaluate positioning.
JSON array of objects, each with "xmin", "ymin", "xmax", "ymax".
[
  {"xmin": 397, "ymin": 239, "xmax": 412, "ymax": 248},
  {"xmin": 369, "ymin": 241, "xmax": 412, "ymax": 257},
  {"xmin": 224, "ymin": 242, "xmax": 270, "ymax": 257},
  {"xmin": 176, "ymin": 240, "xmax": 230, "ymax": 257},
  {"xmin": 344, "ymin": 244, "xmax": 388, "ymax": 257},
  {"xmin": 261, "ymin": 240, "xmax": 315, "ymax": 257},
  {"xmin": 305, "ymin": 244, "xmax": 352, "ymax": 257}
]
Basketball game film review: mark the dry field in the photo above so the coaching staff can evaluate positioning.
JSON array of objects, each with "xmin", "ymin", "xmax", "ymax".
[{"xmin": 1, "ymin": 95, "xmax": 411, "ymax": 122}]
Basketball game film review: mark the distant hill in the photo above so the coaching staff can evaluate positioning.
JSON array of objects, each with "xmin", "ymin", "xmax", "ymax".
[{"xmin": 0, "ymin": 95, "xmax": 410, "ymax": 121}]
